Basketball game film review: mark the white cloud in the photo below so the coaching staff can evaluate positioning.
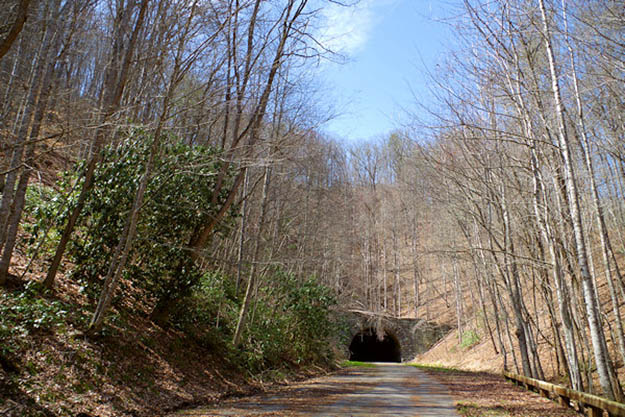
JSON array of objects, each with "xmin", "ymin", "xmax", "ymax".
[{"xmin": 318, "ymin": 0, "xmax": 397, "ymax": 56}]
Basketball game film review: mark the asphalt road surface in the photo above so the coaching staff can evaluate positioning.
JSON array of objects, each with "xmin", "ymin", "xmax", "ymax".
[{"xmin": 174, "ymin": 364, "xmax": 461, "ymax": 417}]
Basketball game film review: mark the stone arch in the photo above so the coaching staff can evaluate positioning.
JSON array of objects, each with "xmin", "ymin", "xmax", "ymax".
[
  {"xmin": 378, "ymin": 320, "xmax": 415, "ymax": 361},
  {"xmin": 345, "ymin": 315, "xmax": 415, "ymax": 362},
  {"xmin": 340, "ymin": 311, "xmax": 450, "ymax": 363},
  {"xmin": 349, "ymin": 327, "xmax": 402, "ymax": 362}
]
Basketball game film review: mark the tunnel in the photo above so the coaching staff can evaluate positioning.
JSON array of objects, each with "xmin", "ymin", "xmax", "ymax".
[{"xmin": 349, "ymin": 328, "xmax": 402, "ymax": 362}]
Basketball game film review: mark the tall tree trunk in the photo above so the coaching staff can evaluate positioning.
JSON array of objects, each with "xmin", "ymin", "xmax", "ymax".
[
  {"xmin": 382, "ymin": 237, "xmax": 388, "ymax": 312},
  {"xmin": 411, "ymin": 222, "xmax": 419, "ymax": 316},
  {"xmin": 538, "ymin": 0, "xmax": 621, "ymax": 400},
  {"xmin": 233, "ymin": 166, "xmax": 270, "ymax": 346},
  {"xmin": 0, "ymin": 0, "xmax": 31, "ymax": 60},
  {"xmin": 393, "ymin": 226, "xmax": 401, "ymax": 317},
  {"xmin": 150, "ymin": 2, "xmax": 310, "ymax": 326},
  {"xmin": 88, "ymin": 0, "xmax": 195, "ymax": 333},
  {"xmin": 43, "ymin": 0, "xmax": 149, "ymax": 289},
  {"xmin": 452, "ymin": 251, "xmax": 463, "ymax": 344},
  {"xmin": 234, "ymin": 169, "xmax": 249, "ymax": 295},
  {"xmin": 530, "ymin": 145, "xmax": 583, "ymax": 389},
  {"xmin": 0, "ymin": 37, "xmax": 56, "ymax": 281},
  {"xmin": 561, "ymin": 1, "xmax": 625, "ymax": 368},
  {"xmin": 500, "ymin": 182, "xmax": 533, "ymax": 377},
  {"xmin": 0, "ymin": 37, "xmax": 47, "ymax": 255}
]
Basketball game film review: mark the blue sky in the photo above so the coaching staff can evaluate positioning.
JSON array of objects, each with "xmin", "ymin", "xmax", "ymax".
[{"xmin": 317, "ymin": 0, "xmax": 458, "ymax": 142}]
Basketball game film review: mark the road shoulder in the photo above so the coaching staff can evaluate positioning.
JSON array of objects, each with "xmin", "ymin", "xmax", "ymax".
[{"xmin": 413, "ymin": 365, "xmax": 580, "ymax": 417}]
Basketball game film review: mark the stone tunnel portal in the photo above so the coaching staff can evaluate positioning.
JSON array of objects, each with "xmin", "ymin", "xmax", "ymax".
[{"xmin": 349, "ymin": 328, "xmax": 401, "ymax": 363}]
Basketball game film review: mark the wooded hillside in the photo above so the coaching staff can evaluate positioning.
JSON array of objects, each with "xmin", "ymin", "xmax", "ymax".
[{"xmin": 1, "ymin": 0, "xmax": 624, "ymax": 415}]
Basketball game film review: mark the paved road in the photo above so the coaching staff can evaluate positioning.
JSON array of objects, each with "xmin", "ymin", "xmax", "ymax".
[{"xmin": 174, "ymin": 364, "xmax": 460, "ymax": 417}]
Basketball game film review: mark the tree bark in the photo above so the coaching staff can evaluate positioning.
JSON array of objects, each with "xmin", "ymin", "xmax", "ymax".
[
  {"xmin": 43, "ymin": 0, "xmax": 149, "ymax": 289},
  {"xmin": 89, "ymin": 0, "xmax": 197, "ymax": 333},
  {"xmin": 538, "ymin": 0, "xmax": 621, "ymax": 400},
  {"xmin": 0, "ymin": 0, "xmax": 31, "ymax": 61},
  {"xmin": 233, "ymin": 166, "xmax": 270, "ymax": 346}
]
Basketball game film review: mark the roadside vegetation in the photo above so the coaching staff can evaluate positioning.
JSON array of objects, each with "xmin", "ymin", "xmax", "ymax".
[
  {"xmin": 340, "ymin": 361, "xmax": 376, "ymax": 368},
  {"xmin": 1, "ymin": 0, "xmax": 352, "ymax": 414},
  {"xmin": 1, "ymin": 0, "xmax": 625, "ymax": 415},
  {"xmin": 1, "ymin": 155, "xmax": 341, "ymax": 414},
  {"xmin": 417, "ymin": 367, "xmax": 580, "ymax": 417}
]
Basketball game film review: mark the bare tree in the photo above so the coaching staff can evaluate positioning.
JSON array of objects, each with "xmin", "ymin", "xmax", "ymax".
[{"xmin": 0, "ymin": 0, "xmax": 32, "ymax": 60}]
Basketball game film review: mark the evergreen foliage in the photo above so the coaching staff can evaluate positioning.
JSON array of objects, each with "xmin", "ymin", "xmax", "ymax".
[
  {"xmin": 20, "ymin": 135, "xmax": 339, "ymax": 373},
  {"xmin": 33, "ymin": 130, "xmax": 236, "ymax": 302},
  {"xmin": 173, "ymin": 269, "xmax": 338, "ymax": 372}
]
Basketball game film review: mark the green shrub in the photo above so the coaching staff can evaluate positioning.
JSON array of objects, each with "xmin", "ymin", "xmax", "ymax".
[
  {"xmin": 242, "ymin": 270, "xmax": 337, "ymax": 370},
  {"xmin": 22, "ymin": 184, "xmax": 65, "ymax": 257},
  {"xmin": 0, "ymin": 282, "xmax": 73, "ymax": 358},
  {"xmin": 460, "ymin": 329, "xmax": 480, "ymax": 349},
  {"xmin": 34, "ymin": 129, "xmax": 237, "ymax": 304},
  {"xmin": 170, "ymin": 268, "xmax": 338, "ymax": 373},
  {"xmin": 23, "ymin": 130, "xmax": 339, "ymax": 374},
  {"xmin": 170, "ymin": 271, "xmax": 240, "ymax": 354}
]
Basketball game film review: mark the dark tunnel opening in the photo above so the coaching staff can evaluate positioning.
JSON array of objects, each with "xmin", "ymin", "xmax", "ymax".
[{"xmin": 349, "ymin": 328, "xmax": 401, "ymax": 363}]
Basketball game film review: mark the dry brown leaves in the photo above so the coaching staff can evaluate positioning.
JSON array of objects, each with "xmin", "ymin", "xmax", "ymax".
[{"xmin": 419, "ymin": 367, "xmax": 580, "ymax": 417}]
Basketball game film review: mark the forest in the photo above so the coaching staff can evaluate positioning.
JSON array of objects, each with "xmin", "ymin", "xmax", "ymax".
[{"xmin": 1, "ymin": 0, "xmax": 624, "ymax": 415}]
